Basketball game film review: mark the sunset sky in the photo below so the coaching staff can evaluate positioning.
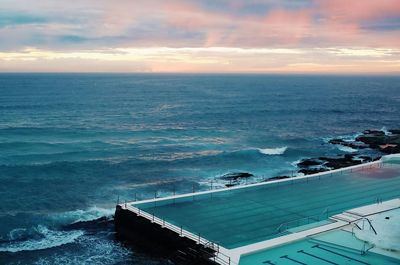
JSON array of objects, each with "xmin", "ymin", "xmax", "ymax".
[{"xmin": 1, "ymin": 0, "xmax": 400, "ymax": 73}]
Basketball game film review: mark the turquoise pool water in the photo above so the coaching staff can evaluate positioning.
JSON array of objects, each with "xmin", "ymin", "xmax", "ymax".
[
  {"xmin": 239, "ymin": 229, "xmax": 399, "ymax": 265},
  {"xmin": 135, "ymin": 161, "xmax": 400, "ymax": 249}
]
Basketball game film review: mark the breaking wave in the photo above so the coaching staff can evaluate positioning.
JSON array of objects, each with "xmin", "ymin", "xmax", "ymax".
[
  {"xmin": 0, "ymin": 225, "xmax": 83, "ymax": 253},
  {"xmin": 336, "ymin": 145, "xmax": 358, "ymax": 153},
  {"xmin": 50, "ymin": 207, "xmax": 115, "ymax": 225},
  {"xmin": 258, "ymin": 146, "xmax": 288, "ymax": 155},
  {"xmin": 381, "ymin": 126, "xmax": 392, "ymax": 136}
]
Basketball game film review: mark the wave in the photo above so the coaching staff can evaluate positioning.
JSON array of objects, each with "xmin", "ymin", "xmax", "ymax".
[
  {"xmin": 0, "ymin": 225, "xmax": 83, "ymax": 253},
  {"xmin": 290, "ymin": 159, "xmax": 302, "ymax": 167},
  {"xmin": 323, "ymin": 132, "xmax": 362, "ymax": 143},
  {"xmin": 258, "ymin": 146, "xmax": 287, "ymax": 155},
  {"xmin": 380, "ymin": 126, "xmax": 392, "ymax": 136},
  {"xmin": 336, "ymin": 145, "xmax": 358, "ymax": 153},
  {"xmin": 50, "ymin": 207, "xmax": 115, "ymax": 225}
]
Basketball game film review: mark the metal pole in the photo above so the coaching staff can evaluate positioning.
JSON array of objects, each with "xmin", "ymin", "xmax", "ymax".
[{"xmin": 173, "ymin": 185, "xmax": 176, "ymax": 205}]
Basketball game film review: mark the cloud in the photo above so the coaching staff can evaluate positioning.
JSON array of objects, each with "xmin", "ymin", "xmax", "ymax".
[
  {"xmin": 0, "ymin": 0, "xmax": 399, "ymax": 72},
  {"xmin": 1, "ymin": 46, "xmax": 400, "ymax": 73}
]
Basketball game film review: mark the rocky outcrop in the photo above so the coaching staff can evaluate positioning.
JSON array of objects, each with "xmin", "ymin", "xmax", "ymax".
[
  {"xmin": 328, "ymin": 138, "xmax": 368, "ymax": 149},
  {"xmin": 219, "ymin": 172, "xmax": 253, "ymax": 181},
  {"xmin": 264, "ymin": 175, "xmax": 290, "ymax": 181},
  {"xmin": 355, "ymin": 129, "xmax": 400, "ymax": 149},
  {"xmin": 328, "ymin": 128, "xmax": 400, "ymax": 154},
  {"xmin": 318, "ymin": 155, "xmax": 362, "ymax": 169},
  {"xmin": 297, "ymin": 159, "xmax": 323, "ymax": 167},
  {"xmin": 298, "ymin": 168, "xmax": 329, "ymax": 175}
]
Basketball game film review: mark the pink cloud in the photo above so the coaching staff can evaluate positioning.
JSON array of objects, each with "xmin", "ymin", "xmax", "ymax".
[
  {"xmin": 161, "ymin": 1, "xmax": 313, "ymax": 47},
  {"xmin": 316, "ymin": 0, "xmax": 400, "ymax": 22}
]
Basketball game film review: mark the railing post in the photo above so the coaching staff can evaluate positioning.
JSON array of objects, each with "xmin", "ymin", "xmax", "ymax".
[
  {"xmin": 117, "ymin": 195, "xmax": 120, "ymax": 205},
  {"xmin": 198, "ymin": 233, "xmax": 201, "ymax": 244},
  {"xmin": 180, "ymin": 226, "xmax": 183, "ymax": 236},
  {"xmin": 134, "ymin": 193, "xmax": 137, "ymax": 201},
  {"xmin": 173, "ymin": 185, "xmax": 176, "ymax": 205}
]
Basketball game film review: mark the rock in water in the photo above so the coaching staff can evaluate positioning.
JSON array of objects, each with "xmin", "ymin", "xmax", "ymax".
[
  {"xmin": 219, "ymin": 172, "xmax": 254, "ymax": 181},
  {"xmin": 297, "ymin": 159, "xmax": 322, "ymax": 167}
]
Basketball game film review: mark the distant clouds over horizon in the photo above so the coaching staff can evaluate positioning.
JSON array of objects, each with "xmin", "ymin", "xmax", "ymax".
[{"xmin": 1, "ymin": 0, "xmax": 400, "ymax": 73}]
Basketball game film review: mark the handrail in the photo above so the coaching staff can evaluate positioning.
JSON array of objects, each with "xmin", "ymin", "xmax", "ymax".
[
  {"xmin": 124, "ymin": 204, "xmax": 238, "ymax": 264},
  {"xmin": 125, "ymin": 159, "xmax": 384, "ymax": 207},
  {"xmin": 276, "ymin": 207, "xmax": 330, "ymax": 233},
  {"xmin": 364, "ymin": 218, "xmax": 377, "ymax": 235},
  {"xmin": 126, "ymin": 205, "xmax": 217, "ymax": 249},
  {"xmin": 354, "ymin": 217, "xmax": 377, "ymax": 235}
]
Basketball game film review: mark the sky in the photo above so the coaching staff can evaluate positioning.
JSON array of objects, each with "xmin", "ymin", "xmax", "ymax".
[{"xmin": 0, "ymin": 0, "xmax": 400, "ymax": 73}]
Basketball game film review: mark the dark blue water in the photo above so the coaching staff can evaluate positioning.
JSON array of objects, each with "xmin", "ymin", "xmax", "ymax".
[{"xmin": 0, "ymin": 74, "xmax": 399, "ymax": 264}]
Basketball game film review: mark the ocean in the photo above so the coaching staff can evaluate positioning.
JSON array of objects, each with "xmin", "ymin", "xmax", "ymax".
[{"xmin": 0, "ymin": 73, "xmax": 399, "ymax": 264}]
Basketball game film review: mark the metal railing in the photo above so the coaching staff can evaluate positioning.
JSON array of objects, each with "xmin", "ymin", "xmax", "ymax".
[
  {"xmin": 276, "ymin": 207, "xmax": 331, "ymax": 233},
  {"xmin": 123, "ymin": 204, "xmax": 237, "ymax": 265},
  {"xmin": 122, "ymin": 160, "xmax": 386, "ymax": 209},
  {"xmin": 117, "ymin": 158, "xmax": 397, "ymax": 264}
]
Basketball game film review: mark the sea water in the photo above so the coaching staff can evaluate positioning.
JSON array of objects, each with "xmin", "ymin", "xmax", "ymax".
[{"xmin": 0, "ymin": 73, "xmax": 399, "ymax": 264}]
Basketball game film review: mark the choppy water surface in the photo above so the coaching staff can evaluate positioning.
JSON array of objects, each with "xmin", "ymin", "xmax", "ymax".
[{"xmin": 0, "ymin": 74, "xmax": 399, "ymax": 264}]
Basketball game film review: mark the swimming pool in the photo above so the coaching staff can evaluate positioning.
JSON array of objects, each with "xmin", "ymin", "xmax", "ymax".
[
  {"xmin": 134, "ymin": 160, "xmax": 400, "ymax": 249},
  {"xmin": 239, "ymin": 229, "xmax": 399, "ymax": 265}
]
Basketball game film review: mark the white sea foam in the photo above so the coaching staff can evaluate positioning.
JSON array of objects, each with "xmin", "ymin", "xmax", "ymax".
[
  {"xmin": 258, "ymin": 146, "xmax": 287, "ymax": 155},
  {"xmin": 290, "ymin": 159, "xmax": 302, "ymax": 167},
  {"xmin": 8, "ymin": 228, "xmax": 28, "ymax": 241},
  {"xmin": 323, "ymin": 132, "xmax": 362, "ymax": 143},
  {"xmin": 51, "ymin": 207, "xmax": 115, "ymax": 225},
  {"xmin": 336, "ymin": 145, "xmax": 358, "ymax": 153},
  {"xmin": 0, "ymin": 226, "xmax": 83, "ymax": 253},
  {"xmin": 381, "ymin": 126, "xmax": 392, "ymax": 136},
  {"xmin": 32, "ymin": 234, "xmax": 131, "ymax": 265}
]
